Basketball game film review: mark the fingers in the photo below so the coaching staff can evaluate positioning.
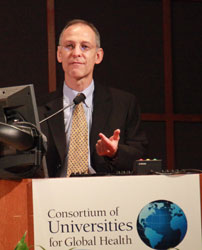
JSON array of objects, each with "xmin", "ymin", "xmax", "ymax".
[
  {"xmin": 113, "ymin": 129, "xmax": 120, "ymax": 140},
  {"xmin": 98, "ymin": 132, "xmax": 110, "ymax": 145},
  {"xmin": 96, "ymin": 138, "xmax": 111, "ymax": 156},
  {"xmin": 99, "ymin": 129, "xmax": 120, "ymax": 143},
  {"xmin": 96, "ymin": 129, "xmax": 120, "ymax": 157}
]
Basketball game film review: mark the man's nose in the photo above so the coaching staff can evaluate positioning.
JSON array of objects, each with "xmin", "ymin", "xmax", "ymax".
[{"xmin": 72, "ymin": 45, "xmax": 82, "ymax": 56}]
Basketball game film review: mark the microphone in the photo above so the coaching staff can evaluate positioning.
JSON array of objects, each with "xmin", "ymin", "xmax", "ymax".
[
  {"xmin": 73, "ymin": 93, "xmax": 86, "ymax": 104},
  {"xmin": 39, "ymin": 93, "xmax": 86, "ymax": 124}
]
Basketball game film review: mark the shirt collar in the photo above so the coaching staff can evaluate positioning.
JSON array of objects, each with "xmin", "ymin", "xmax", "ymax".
[{"xmin": 63, "ymin": 80, "xmax": 94, "ymax": 108}]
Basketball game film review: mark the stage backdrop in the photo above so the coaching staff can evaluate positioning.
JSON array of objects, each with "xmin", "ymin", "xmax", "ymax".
[{"xmin": 32, "ymin": 175, "xmax": 202, "ymax": 250}]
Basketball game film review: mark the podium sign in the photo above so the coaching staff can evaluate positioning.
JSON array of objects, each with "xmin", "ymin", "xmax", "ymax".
[{"xmin": 33, "ymin": 175, "xmax": 202, "ymax": 250}]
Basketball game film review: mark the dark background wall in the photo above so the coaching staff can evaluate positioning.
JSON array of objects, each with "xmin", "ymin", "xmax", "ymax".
[
  {"xmin": 0, "ymin": 1, "xmax": 49, "ymax": 96},
  {"xmin": 0, "ymin": 0, "xmax": 201, "ymax": 170}
]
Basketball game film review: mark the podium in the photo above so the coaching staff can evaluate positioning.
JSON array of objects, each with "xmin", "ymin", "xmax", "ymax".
[
  {"xmin": 0, "ymin": 175, "xmax": 202, "ymax": 250},
  {"xmin": 0, "ymin": 179, "xmax": 33, "ymax": 250}
]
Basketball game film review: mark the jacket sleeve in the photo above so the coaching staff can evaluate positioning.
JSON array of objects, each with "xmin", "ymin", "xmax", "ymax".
[{"xmin": 106, "ymin": 93, "xmax": 148, "ymax": 172}]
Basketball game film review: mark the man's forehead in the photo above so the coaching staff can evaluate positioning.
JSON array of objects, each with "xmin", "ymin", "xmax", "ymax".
[{"xmin": 62, "ymin": 24, "xmax": 96, "ymax": 42}]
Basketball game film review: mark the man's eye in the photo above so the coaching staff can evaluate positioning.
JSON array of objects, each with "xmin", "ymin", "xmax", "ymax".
[
  {"xmin": 64, "ymin": 44, "xmax": 74, "ymax": 50},
  {"xmin": 81, "ymin": 45, "xmax": 89, "ymax": 51}
]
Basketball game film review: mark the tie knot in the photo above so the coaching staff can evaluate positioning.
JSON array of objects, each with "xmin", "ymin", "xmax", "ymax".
[{"xmin": 73, "ymin": 93, "xmax": 86, "ymax": 105}]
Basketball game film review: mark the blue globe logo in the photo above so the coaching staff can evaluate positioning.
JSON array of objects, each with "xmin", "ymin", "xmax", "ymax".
[{"xmin": 137, "ymin": 200, "xmax": 187, "ymax": 249}]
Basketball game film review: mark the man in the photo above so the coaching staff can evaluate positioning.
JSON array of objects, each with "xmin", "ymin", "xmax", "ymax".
[{"xmin": 40, "ymin": 19, "xmax": 148, "ymax": 177}]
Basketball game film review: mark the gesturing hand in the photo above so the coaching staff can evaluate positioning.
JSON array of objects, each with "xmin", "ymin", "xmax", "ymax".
[{"xmin": 96, "ymin": 129, "xmax": 120, "ymax": 158}]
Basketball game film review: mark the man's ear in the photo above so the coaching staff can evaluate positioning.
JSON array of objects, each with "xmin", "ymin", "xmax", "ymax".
[
  {"xmin": 57, "ymin": 46, "xmax": 62, "ymax": 63},
  {"xmin": 95, "ymin": 48, "xmax": 104, "ymax": 65}
]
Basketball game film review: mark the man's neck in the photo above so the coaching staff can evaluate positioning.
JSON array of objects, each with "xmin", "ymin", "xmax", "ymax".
[{"xmin": 65, "ymin": 76, "xmax": 92, "ymax": 92}]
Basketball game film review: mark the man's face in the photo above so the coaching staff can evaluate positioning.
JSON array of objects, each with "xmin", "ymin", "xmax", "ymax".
[{"xmin": 57, "ymin": 23, "xmax": 103, "ymax": 83}]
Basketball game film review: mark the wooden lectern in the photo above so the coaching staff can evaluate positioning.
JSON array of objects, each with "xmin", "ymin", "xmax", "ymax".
[
  {"xmin": 0, "ymin": 179, "xmax": 33, "ymax": 250},
  {"xmin": 0, "ymin": 175, "xmax": 202, "ymax": 250}
]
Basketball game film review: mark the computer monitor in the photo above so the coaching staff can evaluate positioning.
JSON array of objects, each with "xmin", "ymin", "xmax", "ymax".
[
  {"xmin": 0, "ymin": 84, "xmax": 48, "ymax": 179},
  {"xmin": 0, "ymin": 84, "xmax": 40, "ymax": 125}
]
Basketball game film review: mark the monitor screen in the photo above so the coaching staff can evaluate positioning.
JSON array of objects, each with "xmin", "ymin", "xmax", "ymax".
[
  {"xmin": 0, "ymin": 84, "xmax": 40, "ymax": 126},
  {"xmin": 0, "ymin": 84, "xmax": 48, "ymax": 179}
]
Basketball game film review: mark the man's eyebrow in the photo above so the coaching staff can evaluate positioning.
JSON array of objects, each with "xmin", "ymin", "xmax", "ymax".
[
  {"xmin": 61, "ymin": 40, "xmax": 95, "ymax": 48},
  {"xmin": 62, "ymin": 40, "xmax": 75, "ymax": 44},
  {"xmin": 62, "ymin": 40, "xmax": 92, "ymax": 44}
]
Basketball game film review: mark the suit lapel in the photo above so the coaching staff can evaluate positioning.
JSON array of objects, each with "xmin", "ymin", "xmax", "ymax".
[
  {"xmin": 45, "ymin": 97, "xmax": 66, "ymax": 161},
  {"xmin": 90, "ymin": 83, "xmax": 112, "ymax": 154}
]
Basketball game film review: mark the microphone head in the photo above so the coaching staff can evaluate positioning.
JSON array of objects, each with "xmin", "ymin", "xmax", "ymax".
[{"xmin": 73, "ymin": 93, "xmax": 86, "ymax": 105}]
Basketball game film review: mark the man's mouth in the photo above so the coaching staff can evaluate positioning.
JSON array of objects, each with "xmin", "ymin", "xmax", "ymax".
[{"xmin": 71, "ymin": 61, "xmax": 83, "ymax": 65}]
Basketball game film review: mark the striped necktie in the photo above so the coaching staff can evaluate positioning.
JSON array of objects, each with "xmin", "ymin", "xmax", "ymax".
[{"xmin": 67, "ymin": 100, "xmax": 88, "ymax": 176}]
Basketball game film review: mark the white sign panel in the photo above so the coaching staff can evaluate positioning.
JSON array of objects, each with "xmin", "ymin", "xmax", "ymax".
[{"xmin": 33, "ymin": 175, "xmax": 202, "ymax": 250}]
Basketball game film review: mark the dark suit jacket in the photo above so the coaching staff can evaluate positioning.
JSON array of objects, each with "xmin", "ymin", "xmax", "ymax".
[{"xmin": 39, "ymin": 82, "xmax": 148, "ymax": 177}]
